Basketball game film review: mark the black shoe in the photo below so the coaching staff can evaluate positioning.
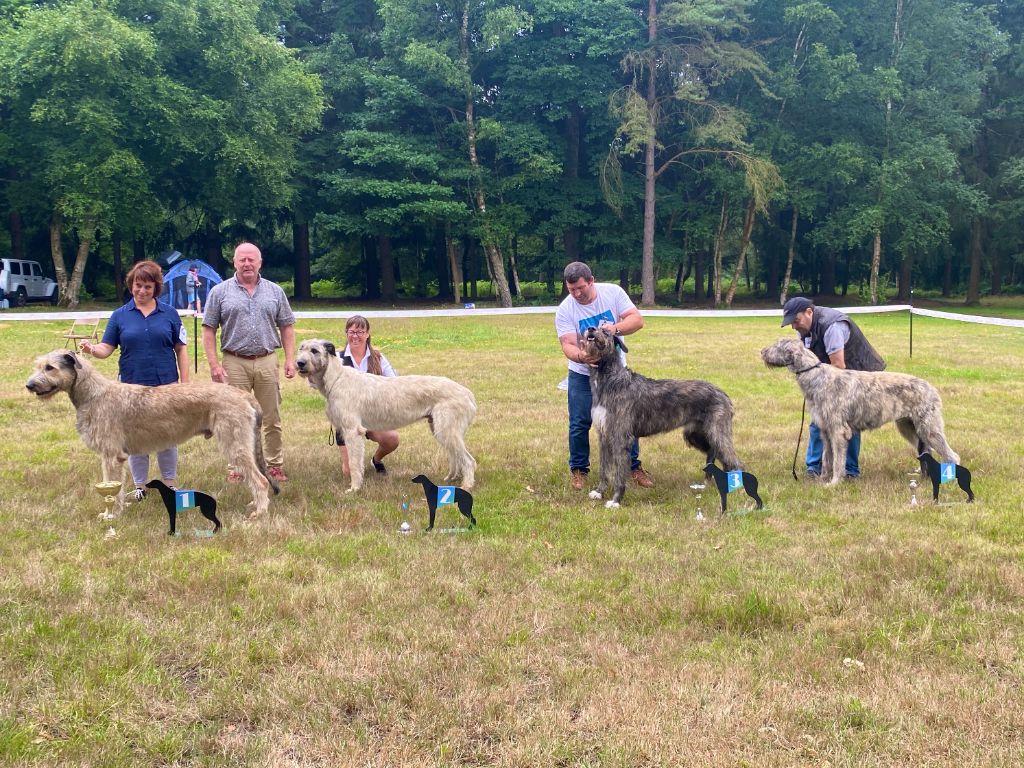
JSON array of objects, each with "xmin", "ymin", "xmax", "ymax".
[{"xmin": 372, "ymin": 459, "xmax": 387, "ymax": 475}]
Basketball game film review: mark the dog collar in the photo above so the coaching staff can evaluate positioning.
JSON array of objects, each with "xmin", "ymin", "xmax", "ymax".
[{"xmin": 795, "ymin": 363, "xmax": 822, "ymax": 375}]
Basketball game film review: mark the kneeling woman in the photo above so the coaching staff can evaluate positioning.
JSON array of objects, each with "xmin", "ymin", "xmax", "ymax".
[{"xmin": 336, "ymin": 315, "xmax": 399, "ymax": 475}]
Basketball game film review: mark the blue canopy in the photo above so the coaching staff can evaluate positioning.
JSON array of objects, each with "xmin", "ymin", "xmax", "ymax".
[{"xmin": 160, "ymin": 259, "xmax": 223, "ymax": 310}]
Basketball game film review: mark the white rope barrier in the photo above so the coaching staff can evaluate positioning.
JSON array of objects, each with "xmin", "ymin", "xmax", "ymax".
[
  {"xmin": 909, "ymin": 307, "xmax": 1024, "ymax": 328},
  {"xmin": 2, "ymin": 303, "xmax": 1021, "ymax": 327}
]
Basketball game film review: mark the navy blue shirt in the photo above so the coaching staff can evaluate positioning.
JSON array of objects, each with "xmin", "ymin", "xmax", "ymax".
[{"xmin": 101, "ymin": 299, "xmax": 185, "ymax": 385}]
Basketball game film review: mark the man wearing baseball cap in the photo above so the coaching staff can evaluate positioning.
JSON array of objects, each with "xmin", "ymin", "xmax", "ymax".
[{"xmin": 781, "ymin": 297, "xmax": 886, "ymax": 478}]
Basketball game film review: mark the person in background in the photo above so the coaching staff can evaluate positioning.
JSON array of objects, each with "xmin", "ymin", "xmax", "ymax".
[
  {"xmin": 335, "ymin": 314, "xmax": 400, "ymax": 476},
  {"xmin": 780, "ymin": 296, "xmax": 886, "ymax": 478},
  {"xmin": 81, "ymin": 260, "xmax": 188, "ymax": 500},
  {"xmin": 186, "ymin": 265, "xmax": 203, "ymax": 314},
  {"xmin": 202, "ymin": 242, "xmax": 296, "ymax": 483},
  {"xmin": 555, "ymin": 261, "xmax": 652, "ymax": 491}
]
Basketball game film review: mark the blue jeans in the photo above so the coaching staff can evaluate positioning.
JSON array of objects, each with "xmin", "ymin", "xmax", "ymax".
[
  {"xmin": 806, "ymin": 422, "xmax": 860, "ymax": 477},
  {"xmin": 567, "ymin": 370, "xmax": 639, "ymax": 473}
]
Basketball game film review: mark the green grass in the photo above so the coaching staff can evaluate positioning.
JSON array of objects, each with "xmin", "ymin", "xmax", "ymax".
[{"xmin": 1, "ymin": 312, "xmax": 1023, "ymax": 766}]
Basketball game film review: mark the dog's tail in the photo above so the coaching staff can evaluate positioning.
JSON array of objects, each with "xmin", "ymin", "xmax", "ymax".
[{"xmin": 253, "ymin": 410, "xmax": 280, "ymax": 495}]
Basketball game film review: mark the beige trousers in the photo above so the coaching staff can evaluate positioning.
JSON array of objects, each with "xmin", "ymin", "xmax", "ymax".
[{"xmin": 222, "ymin": 352, "xmax": 284, "ymax": 468}]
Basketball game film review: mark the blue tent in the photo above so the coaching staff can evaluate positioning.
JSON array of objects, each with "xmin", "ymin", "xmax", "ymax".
[{"xmin": 160, "ymin": 259, "xmax": 223, "ymax": 310}]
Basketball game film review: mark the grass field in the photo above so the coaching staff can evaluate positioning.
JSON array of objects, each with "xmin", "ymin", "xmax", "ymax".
[{"xmin": 1, "ymin": 311, "xmax": 1022, "ymax": 766}]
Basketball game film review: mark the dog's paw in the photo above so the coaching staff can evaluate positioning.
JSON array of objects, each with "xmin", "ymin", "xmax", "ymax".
[
  {"xmin": 604, "ymin": 500, "xmax": 620, "ymax": 509},
  {"xmin": 588, "ymin": 490, "xmax": 602, "ymax": 500},
  {"xmin": 345, "ymin": 486, "xmax": 361, "ymax": 494}
]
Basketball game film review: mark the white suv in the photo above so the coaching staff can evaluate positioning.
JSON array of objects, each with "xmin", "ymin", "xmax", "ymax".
[{"xmin": 0, "ymin": 258, "xmax": 58, "ymax": 307}]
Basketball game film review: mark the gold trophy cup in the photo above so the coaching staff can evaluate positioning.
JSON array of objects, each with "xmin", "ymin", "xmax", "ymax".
[{"xmin": 94, "ymin": 481, "xmax": 123, "ymax": 521}]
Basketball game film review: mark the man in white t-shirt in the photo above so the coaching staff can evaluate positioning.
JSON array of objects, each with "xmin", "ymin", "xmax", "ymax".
[{"xmin": 555, "ymin": 261, "xmax": 653, "ymax": 491}]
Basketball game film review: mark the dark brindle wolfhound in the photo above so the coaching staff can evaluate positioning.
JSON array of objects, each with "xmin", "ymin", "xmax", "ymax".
[{"xmin": 579, "ymin": 326, "xmax": 747, "ymax": 508}]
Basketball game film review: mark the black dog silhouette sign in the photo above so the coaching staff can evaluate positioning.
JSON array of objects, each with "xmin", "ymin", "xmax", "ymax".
[
  {"xmin": 703, "ymin": 462, "xmax": 764, "ymax": 513},
  {"xmin": 918, "ymin": 452, "xmax": 974, "ymax": 503},
  {"xmin": 410, "ymin": 474, "xmax": 476, "ymax": 531}
]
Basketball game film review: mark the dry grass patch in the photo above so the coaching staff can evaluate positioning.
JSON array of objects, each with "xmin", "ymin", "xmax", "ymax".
[{"xmin": 0, "ymin": 312, "xmax": 1022, "ymax": 766}]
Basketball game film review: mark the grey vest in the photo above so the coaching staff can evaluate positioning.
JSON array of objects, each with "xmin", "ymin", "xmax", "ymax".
[{"xmin": 808, "ymin": 306, "xmax": 886, "ymax": 371}]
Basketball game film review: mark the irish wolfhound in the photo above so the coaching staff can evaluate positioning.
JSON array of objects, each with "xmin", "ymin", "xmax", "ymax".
[
  {"xmin": 760, "ymin": 338, "xmax": 961, "ymax": 485},
  {"xmin": 579, "ymin": 326, "xmax": 747, "ymax": 508},
  {"xmin": 295, "ymin": 339, "xmax": 477, "ymax": 492},
  {"xmin": 25, "ymin": 350, "xmax": 279, "ymax": 516}
]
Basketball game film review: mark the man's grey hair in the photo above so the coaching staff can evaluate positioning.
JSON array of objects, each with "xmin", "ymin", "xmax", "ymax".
[{"xmin": 564, "ymin": 262, "xmax": 594, "ymax": 284}]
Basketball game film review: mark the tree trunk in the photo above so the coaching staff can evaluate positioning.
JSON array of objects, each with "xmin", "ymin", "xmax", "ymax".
[
  {"xmin": 965, "ymin": 215, "xmax": 983, "ymax": 305},
  {"xmin": 413, "ymin": 236, "xmax": 428, "ymax": 298},
  {"xmin": 469, "ymin": 241, "xmax": 479, "ymax": 300},
  {"xmin": 50, "ymin": 210, "xmax": 70, "ymax": 304},
  {"xmin": 712, "ymin": 194, "xmax": 729, "ymax": 307},
  {"xmin": 897, "ymin": 252, "xmax": 912, "ymax": 301},
  {"xmin": 941, "ymin": 250, "xmax": 953, "ymax": 297},
  {"xmin": 204, "ymin": 220, "xmax": 223, "ymax": 273},
  {"xmin": 725, "ymin": 198, "xmax": 756, "ymax": 307},
  {"xmin": 675, "ymin": 252, "xmax": 693, "ymax": 303},
  {"xmin": 990, "ymin": 249, "xmax": 1002, "ymax": 295},
  {"xmin": 292, "ymin": 215, "xmax": 311, "ymax": 300},
  {"xmin": 362, "ymin": 236, "xmax": 380, "ymax": 299},
  {"xmin": 819, "ymin": 250, "xmax": 836, "ymax": 296},
  {"xmin": 133, "ymin": 237, "xmax": 146, "ymax": 264},
  {"xmin": 693, "ymin": 249, "xmax": 704, "ymax": 301},
  {"xmin": 379, "ymin": 234, "xmax": 396, "ymax": 302},
  {"xmin": 780, "ymin": 206, "xmax": 798, "ymax": 305},
  {"xmin": 446, "ymin": 228, "xmax": 463, "ymax": 304},
  {"xmin": 460, "ymin": 4, "xmax": 511, "ymax": 307},
  {"xmin": 640, "ymin": 0, "xmax": 658, "ymax": 307},
  {"xmin": 112, "ymin": 231, "xmax": 125, "ymax": 303},
  {"xmin": 869, "ymin": 229, "xmax": 882, "ymax": 305},
  {"xmin": 509, "ymin": 235, "xmax": 521, "ymax": 297},
  {"xmin": 562, "ymin": 104, "xmax": 582, "ymax": 262},
  {"xmin": 66, "ymin": 222, "xmax": 94, "ymax": 310},
  {"xmin": 7, "ymin": 210, "xmax": 24, "ymax": 260},
  {"xmin": 433, "ymin": 227, "xmax": 453, "ymax": 301}
]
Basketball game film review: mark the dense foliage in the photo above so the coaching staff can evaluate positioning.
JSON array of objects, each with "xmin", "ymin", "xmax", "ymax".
[{"xmin": 1, "ymin": 0, "xmax": 1021, "ymax": 306}]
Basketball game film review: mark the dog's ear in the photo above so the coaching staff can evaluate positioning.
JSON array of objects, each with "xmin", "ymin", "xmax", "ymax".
[
  {"xmin": 61, "ymin": 352, "xmax": 82, "ymax": 370},
  {"xmin": 323, "ymin": 341, "xmax": 336, "ymax": 358},
  {"xmin": 614, "ymin": 336, "xmax": 629, "ymax": 354}
]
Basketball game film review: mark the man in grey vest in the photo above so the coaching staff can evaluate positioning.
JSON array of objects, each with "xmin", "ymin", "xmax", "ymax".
[{"xmin": 781, "ymin": 297, "xmax": 886, "ymax": 478}]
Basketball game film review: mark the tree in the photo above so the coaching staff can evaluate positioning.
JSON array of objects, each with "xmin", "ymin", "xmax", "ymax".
[
  {"xmin": 605, "ymin": 0, "xmax": 781, "ymax": 306},
  {"xmin": 380, "ymin": 0, "xmax": 536, "ymax": 307},
  {"xmin": 0, "ymin": 2, "xmax": 165, "ymax": 306}
]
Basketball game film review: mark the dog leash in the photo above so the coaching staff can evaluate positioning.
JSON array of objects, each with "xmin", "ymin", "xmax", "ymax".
[{"xmin": 791, "ymin": 398, "xmax": 807, "ymax": 481}]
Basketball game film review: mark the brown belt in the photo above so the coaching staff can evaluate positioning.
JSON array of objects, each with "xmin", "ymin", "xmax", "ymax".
[{"xmin": 226, "ymin": 351, "xmax": 272, "ymax": 360}]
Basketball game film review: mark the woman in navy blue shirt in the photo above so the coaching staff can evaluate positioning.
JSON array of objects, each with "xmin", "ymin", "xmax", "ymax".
[{"xmin": 82, "ymin": 260, "xmax": 188, "ymax": 500}]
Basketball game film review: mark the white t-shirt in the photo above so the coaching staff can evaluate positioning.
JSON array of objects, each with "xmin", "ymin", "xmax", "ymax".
[
  {"xmin": 340, "ymin": 345, "xmax": 397, "ymax": 377},
  {"xmin": 555, "ymin": 282, "xmax": 636, "ymax": 376}
]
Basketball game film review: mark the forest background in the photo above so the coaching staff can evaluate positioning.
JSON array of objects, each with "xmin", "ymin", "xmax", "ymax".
[{"xmin": 2, "ymin": 0, "xmax": 1024, "ymax": 309}]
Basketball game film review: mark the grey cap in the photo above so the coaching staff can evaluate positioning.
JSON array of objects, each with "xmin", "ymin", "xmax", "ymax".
[{"xmin": 781, "ymin": 296, "xmax": 813, "ymax": 327}]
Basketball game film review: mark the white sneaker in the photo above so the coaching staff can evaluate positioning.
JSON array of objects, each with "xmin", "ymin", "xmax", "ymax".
[{"xmin": 129, "ymin": 488, "xmax": 146, "ymax": 502}]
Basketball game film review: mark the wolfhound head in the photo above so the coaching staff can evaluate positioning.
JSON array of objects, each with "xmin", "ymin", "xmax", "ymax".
[
  {"xmin": 579, "ymin": 326, "xmax": 628, "ymax": 365},
  {"xmin": 760, "ymin": 338, "xmax": 820, "ymax": 372},
  {"xmin": 26, "ymin": 350, "xmax": 82, "ymax": 399},
  {"xmin": 295, "ymin": 339, "xmax": 337, "ymax": 378}
]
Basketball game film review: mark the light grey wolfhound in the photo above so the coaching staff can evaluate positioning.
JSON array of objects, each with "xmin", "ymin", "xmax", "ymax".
[
  {"xmin": 760, "ymin": 338, "xmax": 960, "ymax": 485},
  {"xmin": 295, "ymin": 339, "xmax": 477, "ymax": 492},
  {"xmin": 579, "ymin": 326, "xmax": 746, "ymax": 508},
  {"xmin": 26, "ymin": 350, "xmax": 279, "ymax": 515}
]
